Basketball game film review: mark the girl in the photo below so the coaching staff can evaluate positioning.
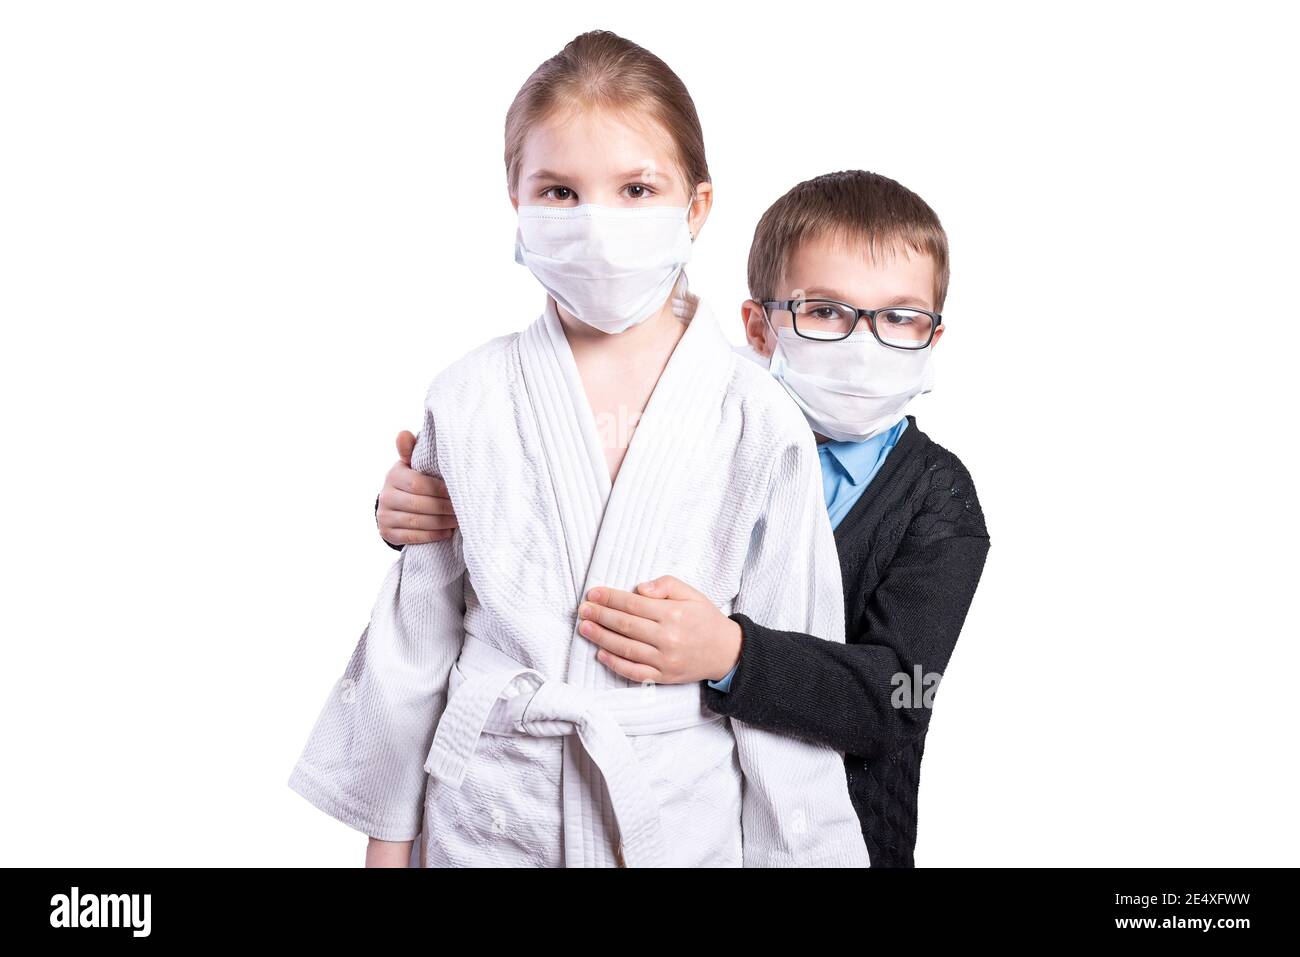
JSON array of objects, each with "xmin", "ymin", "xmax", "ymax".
[{"xmin": 288, "ymin": 30, "xmax": 868, "ymax": 868}]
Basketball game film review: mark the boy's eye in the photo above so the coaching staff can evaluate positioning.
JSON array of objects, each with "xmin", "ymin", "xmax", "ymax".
[
  {"xmin": 874, "ymin": 309, "xmax": 935, "ymax": 346},
  {"xmin": 543, "ymin": 186, "xmax": 575, "ymax": 201},
  {"xmin": 793, "ymin": 301, "xmax": 858, "ymax": 337},
  {"xmin": 796, "ymin": 303, "xmax": 854, "ymax": 323},
  {"xmin": 623, "ymin": 183, "xmax": 655, "ymax": 199}
]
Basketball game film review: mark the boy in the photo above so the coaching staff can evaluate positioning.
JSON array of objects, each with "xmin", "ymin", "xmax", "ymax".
[{"xmin": 375, "ymin": 170, "xmax": 990, "ymax": 866}]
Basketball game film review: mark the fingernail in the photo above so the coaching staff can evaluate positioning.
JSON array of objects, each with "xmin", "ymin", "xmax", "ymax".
[
  {"xmin": 587, "ymin": 588, "xmax": 603, "ymax": 602},
  {"xmin": 579, "ymin": 621, "xmax": 591, "ymax": 637},
  {"xmin": 578, "ymin": 603, "xmax": 592, "ymax": 619}
]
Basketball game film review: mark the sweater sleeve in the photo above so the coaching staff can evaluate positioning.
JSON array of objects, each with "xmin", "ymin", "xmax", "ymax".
[{"xmin": 703, "ymin": 464, "xmax": 990, "ymax": 759}]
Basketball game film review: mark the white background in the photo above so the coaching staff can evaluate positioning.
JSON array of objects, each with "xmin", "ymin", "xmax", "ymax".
[{"xmin": 2, "ymin": 1, "xmax": 1297, "ymax": 866}]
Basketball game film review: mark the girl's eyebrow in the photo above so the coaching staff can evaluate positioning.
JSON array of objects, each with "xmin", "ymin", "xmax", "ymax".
[
  {"xmin": 615, "ymin": 167, "xmax": 662, "ymax": 181},
  {"xmin": 526, "ymin": 168, "xmax": 663, "ymax": 182}
]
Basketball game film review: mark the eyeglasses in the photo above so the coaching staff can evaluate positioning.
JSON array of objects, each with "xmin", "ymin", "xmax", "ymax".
[{"xmin": 761, "ymin": 298, "xmax": 942, "ymax": 350}]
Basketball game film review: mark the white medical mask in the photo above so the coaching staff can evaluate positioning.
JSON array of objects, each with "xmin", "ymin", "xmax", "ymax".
[
  {"xmin": 767, "ymin": 327, "xmax": 935, "ymax": 442},
  {"xmin": 514, "ymin": 204, "xmax": 694, "ymax": 334}
]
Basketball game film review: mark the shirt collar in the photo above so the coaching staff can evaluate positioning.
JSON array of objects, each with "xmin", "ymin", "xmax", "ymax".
[{"xmin": 818, "ymin": 427, "xmax": 895, "ymax": 486}]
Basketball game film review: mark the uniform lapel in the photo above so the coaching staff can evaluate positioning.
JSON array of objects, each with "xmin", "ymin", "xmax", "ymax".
[
  {"xmin": 517, "ymin": 299, "xmax": 613, "ymax": 606},
  {"xmin": 563, "ymin": 299, "xmax": 734, "ymax": 691},
  {"xmin": 516, "ymin": 296, "xmax": 735, "ymax": 868}
]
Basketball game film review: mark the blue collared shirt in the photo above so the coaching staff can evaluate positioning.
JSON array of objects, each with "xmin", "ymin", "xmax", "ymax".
[{"xmin": 707, "ymin": 417, "xmax": 909, "ymax": 692}]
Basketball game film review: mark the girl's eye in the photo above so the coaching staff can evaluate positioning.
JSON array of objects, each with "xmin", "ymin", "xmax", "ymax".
[
  {"xmin": 543, "ymin": 186, "xmax": 575, "ymax": 201},
  {"xmin": 624, "ymin": 183, "xmax": 655, "ymax": 199}
]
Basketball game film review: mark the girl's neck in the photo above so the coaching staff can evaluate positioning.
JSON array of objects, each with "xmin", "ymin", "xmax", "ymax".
[
  {"xmin": 556, "ymin": 288, "xmax": 696, "ymax": 484},
  {"xmin": 557, "ymin": 290, "xmax": 691, "ymax": 368}
]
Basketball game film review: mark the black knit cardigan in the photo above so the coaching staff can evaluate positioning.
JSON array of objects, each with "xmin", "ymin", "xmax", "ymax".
[{"xmin": 702, "ymin": 415, "xmax": 990, "ymax": 866}]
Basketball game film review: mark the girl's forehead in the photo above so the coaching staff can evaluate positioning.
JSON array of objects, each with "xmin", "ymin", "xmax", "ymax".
[{"xmin": 518, "ymin": 106, "xmax": 680, "ymax": 180}]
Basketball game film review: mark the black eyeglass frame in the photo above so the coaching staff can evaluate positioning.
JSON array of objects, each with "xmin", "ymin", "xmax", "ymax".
[{"xmin": 760, "ymin": 298, "xmax": 943, "ymax": 349}]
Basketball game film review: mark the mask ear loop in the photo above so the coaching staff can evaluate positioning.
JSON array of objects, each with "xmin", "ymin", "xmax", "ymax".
[
  {"xmin": 760, "ymin": 301, "xmax": 783, "ymax": 354},
  {"xmin": 670, "ymin": 269, "xmax": 697, "ymax": 321},
  {"xmin": 746, "ymin": 301, "xmax": 780, "ymax": 368},
  {"xmin": 675, "ymin": 195, "xmax": 700, "ymax": 319}
]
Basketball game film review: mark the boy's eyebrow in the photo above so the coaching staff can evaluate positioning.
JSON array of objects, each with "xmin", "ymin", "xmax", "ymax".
[
  {"xmin": 803, "ymin": 288, "xmax": 932, "ymax": 309},
  {"xmin": 879, "ymin": 293, "xmax": 933, "ymax": 309},
  {"xmin": 801, "ymin": 286, "xmax": 854, "ymax": 301}
]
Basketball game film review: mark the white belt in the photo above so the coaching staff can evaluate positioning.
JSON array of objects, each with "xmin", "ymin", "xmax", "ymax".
[{"xmin": 423, "ymin": 633, "xmax": 719, "ymax": 867}]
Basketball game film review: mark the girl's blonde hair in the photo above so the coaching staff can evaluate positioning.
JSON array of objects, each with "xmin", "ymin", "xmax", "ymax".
[{"xmin": 504, "ymin": 30, "xmax": 711, "ymax": 198}]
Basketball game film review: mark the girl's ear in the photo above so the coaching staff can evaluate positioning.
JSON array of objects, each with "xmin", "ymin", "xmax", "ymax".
[
  {"xmin": 687, "ymin": 182, "xmax": 713, "ymax": 240},
  {"xmin": 741, "ymin": 299, "xmax": 775, "ymax": 358},
  {"xmin": 509, "ymin": 192, "xmax": 520, "ymax": 212}
]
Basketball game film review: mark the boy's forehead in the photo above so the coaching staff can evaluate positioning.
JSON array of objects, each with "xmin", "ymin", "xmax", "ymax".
[{"xmin": 780, "ymin": 233, "xmax": 936, "ymax": 307}]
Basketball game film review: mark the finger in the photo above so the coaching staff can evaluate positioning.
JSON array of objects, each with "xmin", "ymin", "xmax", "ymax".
[
  {"xmin": 584, "ymin": 586, "xmax": 666, "ymax": 623},
  {"xmin": 381, "ymin": 526, "xmax": 450, "ymax": 546},
  {"xmin": 594, "ymin": 649, "xmax": 661, "ymax": 685},
  {"xmin": 387, "ymin": 466, "xmax": 448, "ymax": 500},
  {"xmin": 380, "ymin": 487, "xmax": 457, "ymax": 518},
  {"xmin": 636, "ymin": 575, "xmax": 708, "ymax": 602},
  {"xmin": 377, "ymin": 507, "xmax": 458, "ymax": 533},
  {"xmin": 578, "ymin": 599, "xmax": 659, "ymax": 645},
  {"xmin": 578, "ymin": 618, "xmax": 660, "ymax": 666},
  {"xmin": 396, "ymin": 430, "xmax": 417, "ymax": 464}
]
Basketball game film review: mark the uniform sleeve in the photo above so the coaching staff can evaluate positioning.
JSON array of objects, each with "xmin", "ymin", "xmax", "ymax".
[
  {"xmin": 288, "ymin": 399, "xmax": 465, "ymax": 842},
  {"xmin": 727, "ymin": 436, "xmax": 869, "ymax": 867}
]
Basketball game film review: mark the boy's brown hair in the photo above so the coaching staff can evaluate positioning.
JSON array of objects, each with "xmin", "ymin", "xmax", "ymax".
[{"xmin": 747, "ymin": 170, "xmax": 949, "ymax": 312}]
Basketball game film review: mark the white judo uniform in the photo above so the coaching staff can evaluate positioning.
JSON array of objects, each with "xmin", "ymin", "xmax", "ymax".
[{"xmin": 288, "ymin": 296, "xmax": 869, "ymax": 867}]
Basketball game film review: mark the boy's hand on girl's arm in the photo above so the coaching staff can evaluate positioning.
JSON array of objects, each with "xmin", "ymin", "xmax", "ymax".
[
  {"xmin": 365, "ymin": 837, "xmax": 414, "ymax": 868},
  {"xmin": 376, "ymin": 429, "xmax": 459, "ymax": 546},
  {"xmin": 578, "ymin": 576, "xmax": 742, "ymax": 685}
]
